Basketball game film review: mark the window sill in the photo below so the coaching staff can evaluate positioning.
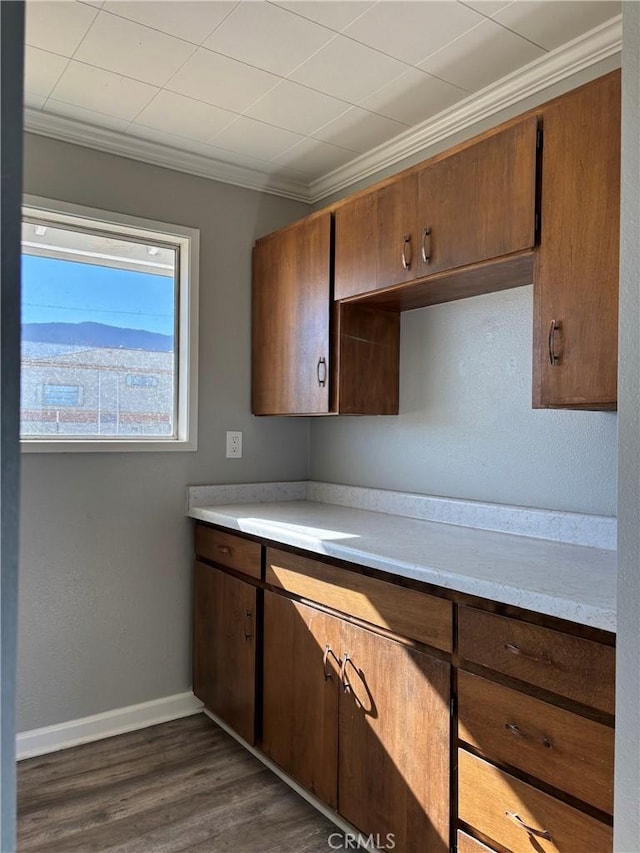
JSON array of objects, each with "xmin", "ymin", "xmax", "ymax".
[{"xmin": 20, "ymin": 438, "xmax": 197, "ymax": 453}]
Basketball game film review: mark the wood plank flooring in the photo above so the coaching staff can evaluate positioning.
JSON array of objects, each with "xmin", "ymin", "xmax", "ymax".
[{"xmin": 17, "ymin": 713, "xmax": 343, "ymax": 852}]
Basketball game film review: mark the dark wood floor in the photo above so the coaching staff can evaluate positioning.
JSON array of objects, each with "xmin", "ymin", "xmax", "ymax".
[{"xmin": 17, "ymin": 713, "xmax": 343, "ymax": 852}]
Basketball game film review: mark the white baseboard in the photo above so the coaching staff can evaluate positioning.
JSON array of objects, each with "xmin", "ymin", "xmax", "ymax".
[
  {"xmin": 202, "ymin": 709, "xmax": 375, "ymax": 849},
  {"xmin": 17, "ymin": 691, "xmax": 203, "ymax": 760}
]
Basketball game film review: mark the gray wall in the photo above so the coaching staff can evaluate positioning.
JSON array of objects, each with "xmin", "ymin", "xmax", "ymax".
[
  {"xmin": 18, "ymin": 134, "xmax": 310, "ymax": 731},
  {"xmin": 1, "ymin": 2, "xmax": 24, "ymax": 846},
  {"xmin": 310, "ymin": 58, "xmax": 620, "ymax": 516},
  {"xmin": 615, "ymin": 4, "xmax": 640, "ymax": 850},
  {"xmin": 312, "ymin": 286, "xmax": 617, "ymax": 514}
]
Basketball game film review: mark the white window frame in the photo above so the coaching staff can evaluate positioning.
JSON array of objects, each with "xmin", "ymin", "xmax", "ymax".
[{"xmin": 21, "ymin": 195, "xmax": 199, "ymax": 453}]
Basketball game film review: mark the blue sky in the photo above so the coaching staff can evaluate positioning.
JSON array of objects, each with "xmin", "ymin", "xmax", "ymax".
[{"xmin": 21, "ymin": 255, "xmax": 175, "ymax": 336}]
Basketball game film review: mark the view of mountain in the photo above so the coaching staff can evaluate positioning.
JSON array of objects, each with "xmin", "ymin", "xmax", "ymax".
[{"xmin": 22, "ymin": 322, "xmax": 173, "ymax": 352}]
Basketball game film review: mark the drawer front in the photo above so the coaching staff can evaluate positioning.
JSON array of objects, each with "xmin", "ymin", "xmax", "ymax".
[
  {"xmin": 266, "ymin": 548, "xmax": 452, "ymax": 652},
  {"xmin": 458, "ymin": 750, "xmax": 612, "ymax": 853},
  {"xmin": 457, "ymin": 832, "xmax": 496, "ymax": 853},
  {"xmin": 458, "ymin": 671, "xmax": 614, "ymax": 813},
  {"xmin": 194, "ymin": 525, "xmax": 261, "ymax": 580},
  {"xmin": 458, "ymin": 607, "xmax": 614, "ymax": 714}
]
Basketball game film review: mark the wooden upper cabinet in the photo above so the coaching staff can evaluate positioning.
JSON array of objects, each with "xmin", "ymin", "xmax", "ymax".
[
  {"xmin": 533, "ymin": 70, "xmax": 620, "ymax": 410},
  {"xmin": 334, "ymin": 192, "xmax": 379, "ymax": 301},
  {"xmin": 334, "ymin": 116, "xmax": 537, "ymax": 301},
  {"xmin": 252, "ymin": 212, "xmax": 331, "ymax": 415},
  {"xmin": 415, "ymin": 115, "xmax": 538, "ymax": 278},
  {"xmin": 375, "ymin": 172, "xmax": 419, "ymax": 290}
]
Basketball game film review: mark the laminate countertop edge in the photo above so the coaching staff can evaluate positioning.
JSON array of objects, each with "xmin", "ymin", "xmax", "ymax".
[{"xmin": 188, "ymin": 500, "xmax": 616, "ymax": 633}]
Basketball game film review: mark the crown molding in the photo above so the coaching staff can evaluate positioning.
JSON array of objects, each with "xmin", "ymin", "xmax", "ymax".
[
  {"xmin": 309, "ymin": 15, "xmax": 622, "ymax": 203},
  {"xmin": 23, "ymin": 109, "xmax": 312, "ymax": 203},
  {"xmin": 24, "ymin": 15, "xmax": 621, "ymax": 206}
]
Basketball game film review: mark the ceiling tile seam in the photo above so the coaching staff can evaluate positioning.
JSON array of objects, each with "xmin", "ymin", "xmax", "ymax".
[
  {"xmin": 67, "ymin": 2, "xmax": 101, "ymax": 63},
  {"xmin": 94, "ymin": 0, "xmax": 241, "ymax": 49},
  {"xmin": 306, "ymin": 111, "xmax": 411, "ymax": 154},
  {"xmin": 266, "ymin": 0, "xmax": 375, "ymax": 36},
  {"xmin": 411, "ymin": 24, "xmax": 546, "ymax": 91},
  {"xmin": 241, "ymin": 79, "xmax": 358, "ymax": 127},
  {"xmin": 333, "ymin": 11, "xmax": 485, "ymax": 71},
  {"xmin": 31, "ymin": 52, "xmax": 73, "ymax": 115},
  {"xmin": 40, "ymin": 56, "xmax": 162, "ymax": 126},
  {"xmin": 36, "ymin": 0, "xmax": 101, "ymax": 112},
  {"xmin": 477, "ymin": 16, "xmax": 549, "ymax": 53},
  {"xmin": 414, "ymin": 16, "xmax": 543, "ymax": 71},
  {"xmin": 456, "ymin": 0, "xmax": 495, "ymax": 22},
  {"xmin": 94, "ymin": 10, "xmax": 201, "ymax": 91},
  {"xmin": 357, "ymin": 66, "xmax": 474, "ymax": 111}
]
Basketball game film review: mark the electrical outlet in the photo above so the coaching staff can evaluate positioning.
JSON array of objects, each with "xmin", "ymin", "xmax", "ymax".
[{"xmin": 225, "ymin": 431, "xmax": 242, "ymax": 459}]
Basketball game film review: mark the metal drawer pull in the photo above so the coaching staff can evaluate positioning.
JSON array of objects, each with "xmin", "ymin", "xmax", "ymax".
[
  {"xmin": 548, "ymin": 319, "xmax": 559, "ymax": 365},
  {"xmin": 506, "ymin": 722, "xmax": 553, "ymax": 749},
  {"xmin": 401, "ymin": 234, "xmax": 412, "ymax": 270},
  {"xmin": 340, "ymin": 653, "xmax": 352, "ymax": 693},
  {"xmin": 217, "ymin": 545, "xmax": 232, "ymax": 555},
  {"xmin": 506, "ymin": 811, "xmax": 553, "ymax": 841},
  {"xmin": 243, "ymin": 610, "xmax": 253, "ymax": 640},
  {"xmin": 422, "ymin": 227, "xmax": 431, "ymax": 263},
  {"xmin": 317, "ymin": 356, "xmax": 327, "ymax": 387},
  {"xmin": 323, "ymin": 645, "xmax": 340, "ymax": 680},
  {"xmin": 505, "ymin": 643, "xmax": 553, "ymax": 665}
]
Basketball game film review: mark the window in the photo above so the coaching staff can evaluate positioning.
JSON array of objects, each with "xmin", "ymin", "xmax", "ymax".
[
  {"xmin": 20, "ymin": 197, "xmax": 199, "ymax": 451},
  {"xmin": 42, "ymin": 384, "xmax": 82, "ymax": 407}
]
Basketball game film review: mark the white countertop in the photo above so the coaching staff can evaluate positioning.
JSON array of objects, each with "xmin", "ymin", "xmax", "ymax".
[{"xmin": 189, "ymin": 499, "xmax": 617, "ymax": 632}]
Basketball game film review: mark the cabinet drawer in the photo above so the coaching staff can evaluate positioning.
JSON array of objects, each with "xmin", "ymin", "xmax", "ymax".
[
  {"xmin": 266, "ymin": 548, "xmax": 452, "ymax": 652},
  {"xmin": 458, "ymin": 750, "xmax": 612, "ymax": 853},
  {"xmin": 458, "ymin": 607, "xmax": 614, "ymax": 714},
  {"xmin": 458, "ymin": 671, "xmax": 614, "ymax": 813},
  {"xmin": 194, "ymin": 525, "xmax": 261, "ymax": 580},
  {"xmin": 457, "ymin": 832, "xmax": 496, "ymax": 853}
]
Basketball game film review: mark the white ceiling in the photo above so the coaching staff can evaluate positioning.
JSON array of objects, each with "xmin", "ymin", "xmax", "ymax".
[{"xmin": 24, "ymin": 0, "xmax": 621, "ymax": 201}]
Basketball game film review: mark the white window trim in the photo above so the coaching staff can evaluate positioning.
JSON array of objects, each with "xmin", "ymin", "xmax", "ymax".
[{"xmin": 20, "ymin": 195, "xmax": 199, "ymax": 453}]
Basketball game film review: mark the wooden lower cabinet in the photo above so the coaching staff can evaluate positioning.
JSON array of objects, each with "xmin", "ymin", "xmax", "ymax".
[
  {"xmin": 193, "ymin": 526, "xmax": 615, "ymax": 853},
  {"xmin": 192, "ymin": 561, "xmax": 257, "ymax": 744},
  {"xmin": 261, "ymin": 590, "xmax": 450, "ymax": 852},
  {"xmin": 338, "ymin": 619, "xmax": 450, "ymax": 853},
  {"xmin": 261, "ymin": 592, "xmax": 340, "ymax": 807}
]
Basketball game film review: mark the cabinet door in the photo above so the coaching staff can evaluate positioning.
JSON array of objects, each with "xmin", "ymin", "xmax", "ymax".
[
  {"xmin": 262, "ymin": 592, "xmax": 341, "ymax": 808},
  {"xmin": 416, "ymin": 116, "xmax": 538, "ymax": 279},
  {"xmin": 338, "ymin": 622, "xmax": 450, "ymax": 853},
  {"xmin": 376, "ymin": 172, "xmax": 419, "ymax": 290},
  {"xmin": 334, "ymin": 192, "xmax": 379, "ymax": 300},
  {"xmin": 252, "ymin": 212, "xmax": 331, "ymax": 415},
  {"xmin": 192, "ymin": 561, "xmax": 256, "ymax": 744},
  {"xmin": 533, "ymin": 71, "xmax": 620, "ymax": 409}
]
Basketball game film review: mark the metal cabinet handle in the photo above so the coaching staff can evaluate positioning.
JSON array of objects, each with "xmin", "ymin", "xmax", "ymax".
[
  {"xmin": 422, "ymin": 227, "xmax": 432, "ymax": 263},
  {"xmin": 401, "ymin": 234, "xmax": 412, "ymax": 270},
  {"xmin": 505, "ymin": 811, "xmax": 553, "ymax": 841},
  {"xmin": 505, "ymin": 642, "xmax": 553, "ymax": 666},
  {"xmin": 506, "ymin": 722, "xmax": 553, "ymax": 749},
  {"xmin": 323, "ymin": 644, "xmax": 340, "ymax": 680},
  {"xmin": 340, "ymin": 653, "xmax": 351, "ymax": 693},
  {"xmin": 548, "ymin": 319, "xmax": 559, "ymax": 365},
  {"xmin": 243, "ymin": 610, "xmax": 253, "ymax": 640},
  {"xmin": 317, "ymin": 357, "xmax": 327, "ymax": 387},
  {"xmin": 217, "ymin": 545, "xmax": 232, "ymax": 555}
]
